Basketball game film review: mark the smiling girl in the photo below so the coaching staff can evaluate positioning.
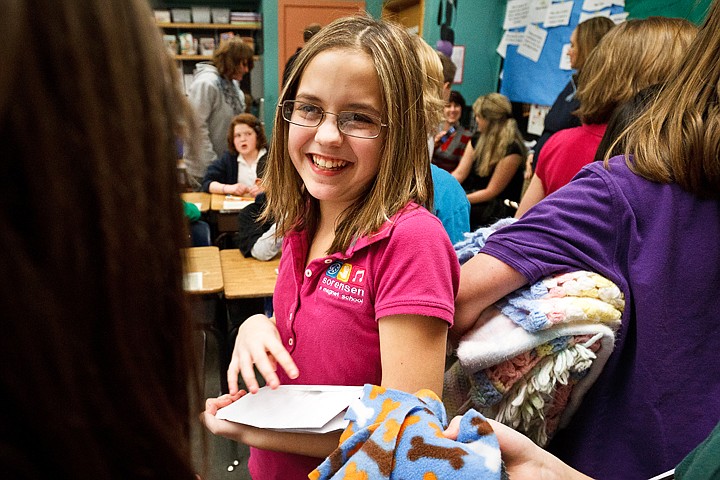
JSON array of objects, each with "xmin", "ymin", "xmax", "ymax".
[
  {"xmin": 201, "ymin": 113, "xmax": 267, "ymax": 197},
  {"xmin": 202, "ymin": 15, "xmax": 460, "ymax": 480}
]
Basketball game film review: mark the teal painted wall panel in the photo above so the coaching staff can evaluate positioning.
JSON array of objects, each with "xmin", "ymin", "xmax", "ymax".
[
  {"xmin": 626, "ymin": 0, "xmax": 712, "ymax": 24},
  {"xmin": 423, "ymin": 0, "xmax": 504, "ymax": 104}
]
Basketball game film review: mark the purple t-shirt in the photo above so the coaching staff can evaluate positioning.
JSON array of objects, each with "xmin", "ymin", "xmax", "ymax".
[
  {"xmin": 482, "ymin": 156, "xmax": 720, "ymax": 479},
  {"xmin": 249, "ymin": 202, "xmax": 460, "ymax": 480}
]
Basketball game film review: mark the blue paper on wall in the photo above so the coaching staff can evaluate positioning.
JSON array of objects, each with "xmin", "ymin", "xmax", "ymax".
[{"xmin": 500, "ymin": 1, "xmax": 625, "ymax": 106}]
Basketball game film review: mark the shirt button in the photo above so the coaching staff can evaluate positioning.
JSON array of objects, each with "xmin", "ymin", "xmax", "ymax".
[
  {"xmin": 304, "ymin": 269, "xmax": 312, "ymax": 277},
  {"xmin": 288, "ymin": 338, "xmax": 294, "ymax": 346},
  {"xmin": 324, "ymin": 259, "xmax": 332, "ymax": 264},
  {"xmin": 289, "ymin": 312, "xmax": 293, "ymax": 320}
]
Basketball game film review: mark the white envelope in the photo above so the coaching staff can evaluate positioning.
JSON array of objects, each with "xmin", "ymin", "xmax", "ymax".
[{"xmin": 216, "ymin": 385, "xmax": 364, "ymax": 434}]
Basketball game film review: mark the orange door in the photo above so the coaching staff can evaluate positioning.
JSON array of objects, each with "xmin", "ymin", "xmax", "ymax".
[{"xmin": 278, "ymin": 0, "xmax": 366, "ymax": 89}]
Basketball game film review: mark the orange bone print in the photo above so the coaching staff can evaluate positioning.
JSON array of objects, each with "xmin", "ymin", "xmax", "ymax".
[{"xmin": 407, "ymin": 436, "xmax": 469, "ymax": 470}]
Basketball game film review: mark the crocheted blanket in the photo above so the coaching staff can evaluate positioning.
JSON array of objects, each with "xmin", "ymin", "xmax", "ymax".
[
  {"xmin": 311, "ymin": 384, "xmax": 506, "ymax": 480},
  {"xmin": 444, "ymin": 220, "xmax": 624, "ymax": 446}
]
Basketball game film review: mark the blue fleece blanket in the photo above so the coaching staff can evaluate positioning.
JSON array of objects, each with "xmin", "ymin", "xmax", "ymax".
[{"xmin": 310, "ymin": 384, "xmax": 506, "ymax": 480}]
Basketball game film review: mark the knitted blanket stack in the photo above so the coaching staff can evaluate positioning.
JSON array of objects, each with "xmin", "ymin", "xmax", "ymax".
[
  {"xmin": 444, "ymin": 220, "xmax": 624, "ymax": 446},
  {"xmin": 311, "ymin": 384, "xmax": 506, "ymax": 480}
]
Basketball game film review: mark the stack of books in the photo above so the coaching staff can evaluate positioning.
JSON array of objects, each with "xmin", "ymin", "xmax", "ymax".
[{"xmin": 230, "ymin": 11, "xmax": 262, "ymax": 28}]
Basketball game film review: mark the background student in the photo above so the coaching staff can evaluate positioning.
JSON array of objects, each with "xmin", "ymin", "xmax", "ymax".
[
  {"xmin": 452, "ymin": 2, "xmax": 720, "ymax": 476},
  {"xmin": 185, "ymin": 37, "xmax": 254, "ymax": 186},
  {"xmin": 432, "ymin": 90, "xmax": 472, "ymax": 173},
  {"xmin": 202, "ymin": 113, "xmax": 268, "ymax": 197},
  {"xmin": 0, "ymin": 1, "xmax": 199, "ymax": 478},
  {"xmin": 452, "ymin": 93, "xmax": 527, "ymax": 229},
  {"xmin": 202, "ymin": 15, "xmax": 459, "ymax": 480}
]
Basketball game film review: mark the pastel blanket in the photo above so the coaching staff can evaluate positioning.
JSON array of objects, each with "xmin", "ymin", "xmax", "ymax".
[
  {"xmin": 444, "ymin": 220, "xmax": 624, "ymax": 446},
  {"xmin": 311, "ymin": 384, "xmax": 506, "ymax": 480}
]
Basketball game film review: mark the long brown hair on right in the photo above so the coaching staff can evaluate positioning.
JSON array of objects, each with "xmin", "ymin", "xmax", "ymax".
[
  {"xmin": 575, "ymin": 16, "xmax": 697, "ymax": 125},
  {"xmin": 0, "ymin": 1, "xmax": 200, "ymax": 478},
  {"xmin": 611, "ymin": 0, "xmax": 720, "ymax": 199}
]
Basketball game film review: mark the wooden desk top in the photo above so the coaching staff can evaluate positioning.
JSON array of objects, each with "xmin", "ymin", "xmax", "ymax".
[
  {"xmin": 183, "ymin": 246, "xmax": 224, "ymax": 294},
  {"xmin": 211, "ymin": 194, "xmax": 254, "ymax": 212},
  {"xmin": 220, "ymin": 249, "xmax": 280, "ymax": 299},
  {"xmin": 181, "ymin": 192, "xmax": 211, "ymax": 213}
]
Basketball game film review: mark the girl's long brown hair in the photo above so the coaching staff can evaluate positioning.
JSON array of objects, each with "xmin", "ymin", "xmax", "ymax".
[
  {"xmin": 0, "ymin": 1, "xmax": 200, "ymax": 478},
  {"xmin": 264, "ymin": 15, "xmax": 432, "ymax": 254}
]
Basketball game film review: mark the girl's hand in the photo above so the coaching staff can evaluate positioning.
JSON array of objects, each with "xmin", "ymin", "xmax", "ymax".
[
  {"xmin": 247, "ymin": 184, "xmax": 263, "ymax": 198},
  {"xmin": 227, "ymin": 183, "xmax": 250, "ymax": 196},
  {"xmin": 227, "ymin": 314, "xmax": 299, "ymax": 394},
  {"xmin": 201, "ymin": 391, "xmax": 246, "ymax": 438},
  {"xmin": 443, "ymin": 417, "xmax": 593, "ymax": 480}
]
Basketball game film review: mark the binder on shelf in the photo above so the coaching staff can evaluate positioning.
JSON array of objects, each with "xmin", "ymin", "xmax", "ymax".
[
  {"xmin": 191, "ymin": 6, "xmax": 211, "ymax": 24},
  {"xmin": 170, "ymin": 8, "xmax": 191, "ymax": 23}
]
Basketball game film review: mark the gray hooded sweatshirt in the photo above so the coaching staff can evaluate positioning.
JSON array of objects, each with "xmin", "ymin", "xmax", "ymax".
[{"xmin": 185, "ymin": 62, "xmax": 246, "ymax": 179}]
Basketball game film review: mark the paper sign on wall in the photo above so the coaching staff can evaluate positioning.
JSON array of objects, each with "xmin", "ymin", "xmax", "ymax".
[
  {"xmin": 497, "ymin": 30, "xmax": 525, "ymax": 58},
  {"xmin": 582, "ymin": 0, "xmax": 613, "ymax": 11},
  {"xmin": 559, "ymin": 44, "xmax": 572, "ymax": 70},
  {"xmin": 529, "ymin": 0, "xmax": 550, "ymax": 24},
  {"xmin": 517, "ymin": 24, "xmax": 548, "ymax": 62},
  {"xmin": 527, "ymin": 104, "xmax": 551, "ymax": 136},
  {"xmin": 504, "ymin": 0, "xmax": 531, "ymax": 30},
  {"xmin": 544, "ymin": 1, "xmax": 574, "ymax": 28},
  {"xmin": 579, "ymin": 9, "xmax": 611, "ymax": 22}
]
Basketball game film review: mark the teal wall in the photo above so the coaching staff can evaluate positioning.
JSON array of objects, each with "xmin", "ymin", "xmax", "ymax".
[
  {"xmin": 626, "ymin": 0, "xmax": 712, "ymax": 23},
  {"xmin": 422, "ymin": 0, "xmax": 505, "ymax": 103}
]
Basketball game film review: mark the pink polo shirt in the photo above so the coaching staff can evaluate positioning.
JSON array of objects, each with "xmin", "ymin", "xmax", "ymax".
[{"xmin": 248, "ymin": 202, "xmax": 460, "ymax": 480}]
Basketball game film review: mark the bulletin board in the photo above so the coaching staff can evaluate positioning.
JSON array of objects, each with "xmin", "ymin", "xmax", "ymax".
[{"xmin": 499, "ymin": 0, "xmax": 626, "ymax": 106}]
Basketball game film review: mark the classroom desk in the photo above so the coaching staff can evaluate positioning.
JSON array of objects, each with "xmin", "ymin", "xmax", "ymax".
[
  {"xmin": 181, "ymin": 192, "xmax": 211, "ymax": 213},
  {"xmin": 211, "ymin": 194, "xmax": 255, "ymax": 233},
  {"xmin": 183, "ymin": 246, "xmax": 224, "ymax": 295},
  {"xmin": 220, "ymin": 249, "xmax": 280, "ymax": 299},
  {"xmin": 210, "ymin": 194, "xmax": 254, "ymax": 212}
]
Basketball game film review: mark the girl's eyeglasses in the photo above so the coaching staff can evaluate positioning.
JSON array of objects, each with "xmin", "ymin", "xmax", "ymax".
[{"xmin": 280, "ymin": 100, "xmax": 387, "ymax": 139}]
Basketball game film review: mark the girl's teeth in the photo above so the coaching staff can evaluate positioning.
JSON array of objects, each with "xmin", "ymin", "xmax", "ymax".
[{"xmin": 312, "ymin": 155, "xmax": 347, "ymax": 169}]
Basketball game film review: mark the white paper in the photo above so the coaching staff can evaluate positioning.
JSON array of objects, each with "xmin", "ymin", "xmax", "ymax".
[
  {"xmin": 183, "ymin": 271, "xmax": 203, "ymax": 291},
  {"xmin": 504, "ymin": 0, "xmax": 531, "ymax": 30},
  {"xmin": 559, "ymin": 43, "xmax": 573, "ymax": 70},
  {"xmin": 222, "ymin": 200, "xmax": 253, "ymax": 210},
  {"xmin": 518, "ymin": 24, "xmax": 548, "ymax": 62},
  {"xmin": 544, "ymin": 1, "xmax": 574, "ymax": 27},
  {"xmin": 529, "ymin": 0, "xmax": 550, "ymax": 24},
  {"xmin": 451, "ymin": 46, "xmax": 464, "ymax": 84},
  {"xmin": 496, "ymin": 30, "xmax": 524, "ymax": 58},
  {"xmin": 582, "ymin": 0, "xmax": 612, "ymax": 11},
  {"xmin": 527, "ymin": 104, "xmax": 551, "ymax": 136},
  {"xmin": 579, "ymin": 9, "xmax": 611, "ymax": 22},
  {"xmin": 193, "ymin": 202, "xmax": 202, "ymax": 210},
  {"xmin": 610, "ymin": 11, "xmax": 629, "ymax": 23},
  {"xmin": 216, "ymin": 385, "xmax": 364, "ymax": 433}
]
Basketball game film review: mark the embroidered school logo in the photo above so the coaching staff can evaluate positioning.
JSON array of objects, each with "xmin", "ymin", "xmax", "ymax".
[
  {"xmin": 325, "ymin": 261, "xmax": 365, "ymax": 286},
  {"xmin": 321, "ymin": 261, "xmax": 367, "ymax": 304}
]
